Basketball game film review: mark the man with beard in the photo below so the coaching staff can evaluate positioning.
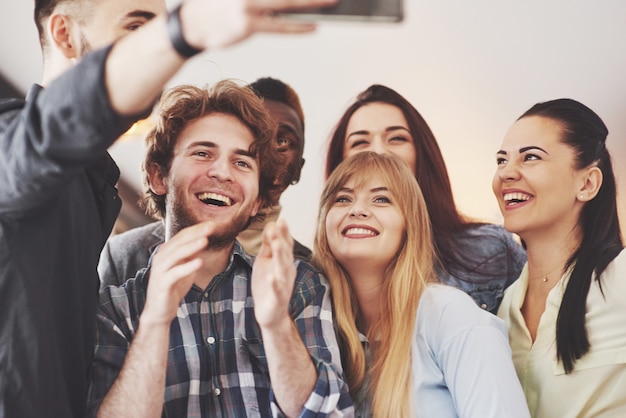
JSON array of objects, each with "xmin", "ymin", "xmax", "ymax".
[
  {"xmin": 86, "ymin": 81, "xmax": 352, "ymax": 417},
  {"xmin": 0, "ymin": 0, "xmax": 337, "ymax": 416},
  {"xmin": 98, "ymin": 77, "xmax": 312, "ymax": 290}
]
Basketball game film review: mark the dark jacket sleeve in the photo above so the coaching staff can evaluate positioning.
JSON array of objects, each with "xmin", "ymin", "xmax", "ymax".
[{"xmin": 0, "ymin": 46, "xmax": 150, "ymax": 214}]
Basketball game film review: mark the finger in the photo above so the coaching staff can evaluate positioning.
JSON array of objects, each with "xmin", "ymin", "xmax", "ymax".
[
  {"xmin": 153, "ymin": 224, "xmax": 214, "ymax": 272},
  {"xmin": 275, "ymin": 219, "xmax": 294, "ymax": 248},
  {"xmin": 257, "ymin": 221, "xmax": 278, "ymax": 258},
  {"xmin": 168, "ymin": 221, "xmax": 215, "ymax": 245},
  {"xmin": 269, "ymin": 231, "xmax": 295, "ymax": 283}
]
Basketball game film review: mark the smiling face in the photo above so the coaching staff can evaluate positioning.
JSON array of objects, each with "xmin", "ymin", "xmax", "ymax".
[
  {"xmin": 492, "ymin": 115, "xmax": 589, "ymax": 241},
  {"xmin": 265, "ymin": 99, "xmax": 305, "ymax": 191},
  {"xmin": 326, "ymin": 175, "xmax": 404, "ymax": 273},
  {"xmin": 343, "ymin": 102, "xmax": 417, "ymax": 175},
  {"xmin": 149, "ymin": 112, "xmax": 261, "ymax": 245}
]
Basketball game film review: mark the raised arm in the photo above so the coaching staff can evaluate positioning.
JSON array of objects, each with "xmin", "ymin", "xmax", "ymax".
[
  {"xmin": 252, "ymin": 220, "xmax": 352, "ymax": 416},
  {"xmin": 105, "ymin": 0, "xmax": 336, "ymax": 116},
  {"xmin": 88, "ymin": 222, "xmax": 214, "ymax": 418}
]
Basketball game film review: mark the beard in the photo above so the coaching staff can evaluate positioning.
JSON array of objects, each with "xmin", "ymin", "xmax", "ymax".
[{"xmin": 167, "ymin": 187, "xmax": 253, "ymax": 250}]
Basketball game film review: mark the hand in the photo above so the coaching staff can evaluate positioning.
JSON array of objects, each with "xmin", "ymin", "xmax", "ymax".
[
  {"xmin": 252, "ymin": 220, "xmax": 297, "ymax": 330},
  {"xmin": 141, "ymin": 221, "xmax": 215, "ymax": 327},
  {"xmin": 181, "ymin": 0, "xmax": 338, "ymax": 51}
]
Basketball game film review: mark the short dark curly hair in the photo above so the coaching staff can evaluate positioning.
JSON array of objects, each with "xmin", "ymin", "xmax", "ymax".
[{"xmin": 140, "ymin": 80, "xmax": 282, "ymax": 221}]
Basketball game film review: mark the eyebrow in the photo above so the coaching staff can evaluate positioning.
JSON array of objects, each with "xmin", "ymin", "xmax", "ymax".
[
  {"xmin": 277, "ymin": 123, "xmax": 301, "ymax": 140},
  {"xmin": 120, "ymin": 10, "xmax": 158, "ymax": 21},
  {"xmin": 337, "ymin": 186, "xmax": 389, "ymax": 193},
  {"xmin": 187, "ymin": 141, "xmax": 255, "ymax": 158},
  {"xmin": 346, "ymin": 126, "xmax": 410, "ymax": 139},
  {"xmin": 496, "ymin": 145, "xmax": 548, "ymax": 155}
]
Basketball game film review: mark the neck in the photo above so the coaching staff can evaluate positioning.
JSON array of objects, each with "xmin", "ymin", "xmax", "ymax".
[
  {"xmin": 40, "ymin": 52, "xmax": 75, "ymax": 87},
  {"xmin": 344, "ymin": 264, "xmax": 385, "ymax": 335},
  {"xmin": 523, "ymin": 225, "xmax": 581, "ymax": 284}
]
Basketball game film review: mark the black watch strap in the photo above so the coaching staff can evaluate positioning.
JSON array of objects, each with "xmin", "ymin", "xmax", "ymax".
[{"xmin": 167, "ymin": 4, "xmax": 202, "ymax": 58}]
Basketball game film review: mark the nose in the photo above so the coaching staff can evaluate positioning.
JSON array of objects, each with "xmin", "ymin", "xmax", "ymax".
[
  {"xmin": 370, "ymin": 137, "xmax": 389, "ymax": 156},
  {"xmin": 496, "ymin": 161, "xmax": 520, "ymax": 183},
  {"xmin": 207, "ymin": 157, "xmax": 234, "ymax": 182},
  {"xmin": 349, "ymin": 202, "xmax": 370, "ymax": 219}
]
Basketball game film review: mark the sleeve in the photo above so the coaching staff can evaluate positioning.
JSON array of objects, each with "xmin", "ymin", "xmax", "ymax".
[
  {"xmin": 432, "ymin": 288, "xmax": 530, "ymax": 418},
  {"xmin": 85, "ymin": 286, "xmax": 140, "ymax": 418},
  {"xmin": 272, "ymin": 263, "xmax": 353, "ymax": 417},
  {"xmin": 0, "ymin": 46, "xmax": 150, "ymax": 214}
]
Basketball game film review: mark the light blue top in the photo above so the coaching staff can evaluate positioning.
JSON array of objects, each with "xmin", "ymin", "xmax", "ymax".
[{"xmin": 355, "ymin": 284, "xmax": 530, "ymax": 418}]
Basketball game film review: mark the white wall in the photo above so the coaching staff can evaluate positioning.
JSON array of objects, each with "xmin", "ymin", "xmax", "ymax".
[{"xmin": 2, "ymin": 0, "xmax": 625, "ymax": 246}]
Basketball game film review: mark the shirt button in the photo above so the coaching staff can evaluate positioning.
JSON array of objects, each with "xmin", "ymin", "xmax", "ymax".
[
  {"xmin": 207, "ymin": 336, "xmax": 216, "ymax": 344},
  {"xmin": 204, "ymin": 292, "xmax": 209, "ymax": 298},
  {"xmin": 480, "ymin": 303, "xmax": 487, "ymax": 310},
  {"xmin": 214, "ymin": 388, "xmax": 221, "ymax": 396}
]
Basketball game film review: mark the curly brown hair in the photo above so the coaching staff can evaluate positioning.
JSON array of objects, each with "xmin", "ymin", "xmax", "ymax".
[{"xmin": 140, "ymin": 80, "xmax": 282, "ymax": 220}]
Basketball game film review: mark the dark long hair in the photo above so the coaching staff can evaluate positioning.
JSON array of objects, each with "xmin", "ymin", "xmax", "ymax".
[
  {"xmin": 325, "ymin": 84, "xmax": 481, "ymax": 277},
  {"xmin": 520, "ymin": 98, "xmax": 623, "ymax": 373}
]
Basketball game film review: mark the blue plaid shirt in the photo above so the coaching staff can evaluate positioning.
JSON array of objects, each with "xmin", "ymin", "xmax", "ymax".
[{"xmin": 86, "ymin": 242, "xmax": 353, "ymax": 417}]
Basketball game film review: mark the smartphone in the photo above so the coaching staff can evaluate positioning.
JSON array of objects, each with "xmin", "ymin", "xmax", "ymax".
[{"xmin": 280, "ymin": 0, "xmax": 404, "ymax": 23}]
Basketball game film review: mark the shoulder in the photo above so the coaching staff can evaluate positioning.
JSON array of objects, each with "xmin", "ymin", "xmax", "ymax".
[
  {"xmin": 107, "ymin": 221, "xmax": 164, "ymax": 251},
  {"xmin": 458, "ymin": 223, "xmax": 520, "ymax": 247},
  {"xmin": 293, "ymin": 239, "xmax": 313, "ymax": 262},
  {"xmin": 418, "ymin": 284, "xmax": 507, "ymax": 339},
  {"xmin": 454, "ymin": 223, "xmax": 526, "ymax": 270},
  {"xmin": 98, "ymin": 272, "xmax": 148, "ymax": 323}
]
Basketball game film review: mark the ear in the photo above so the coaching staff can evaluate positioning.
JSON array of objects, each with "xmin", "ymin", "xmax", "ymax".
[
  {"xmin": 250, "ymin": 197, "xmax": 262, "ymax": 218},
  {"xmin": 577, "ymin": 166, "xmax": 603, "ymax": 202},
  {"xmin": 291, "ymin": 158, "xmax": 305, "ymax": 185},
  {"xmin": 147, "ymin": 163, "xmax": 168, "ymax": 196},
  {"xmin": 48, "ymin": 14, "xmax": 79, "ymax": 59}
]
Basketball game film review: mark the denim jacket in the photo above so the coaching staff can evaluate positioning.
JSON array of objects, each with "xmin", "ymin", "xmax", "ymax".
[{"xmin": 437, "ymin": 224, "xmax": 526, "ymax": 314}]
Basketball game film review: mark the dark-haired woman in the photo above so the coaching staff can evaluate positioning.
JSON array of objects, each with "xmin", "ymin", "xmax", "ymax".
[
  {"xmin": 326, "ymin": 84, "xmax": 526, "ymax": 313},
  {"xmin": 494, "ymin": 98, "xmax": 626, "ymax": 417}
]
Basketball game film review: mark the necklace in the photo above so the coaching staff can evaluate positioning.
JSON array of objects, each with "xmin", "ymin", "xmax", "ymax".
[{"xmin": 542, "ymin": 276, "xmax": 548, "ymax": 283}]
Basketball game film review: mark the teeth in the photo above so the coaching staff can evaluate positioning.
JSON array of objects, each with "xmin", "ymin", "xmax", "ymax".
[
  {"xmin": 344, "ymin": 228, "xmax": 377, "ymax": 236},
  {"xmin": 503, "ymin": 192, "xmax": 531, "ymax": 204},
  {"xmin": 197, "ymin": 192, "xmax": 232, "ymax": 207}
]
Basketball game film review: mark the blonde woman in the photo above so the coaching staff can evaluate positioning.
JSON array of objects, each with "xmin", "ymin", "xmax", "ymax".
[{"xmin": 313, "ymin": 152, "xmax": 529, "ymax": 417}]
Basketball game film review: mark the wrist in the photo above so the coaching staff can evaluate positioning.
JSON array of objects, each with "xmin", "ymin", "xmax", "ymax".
[{"xmin": 166, "ymin": 3, "xmax": 202, "ymax": 58}]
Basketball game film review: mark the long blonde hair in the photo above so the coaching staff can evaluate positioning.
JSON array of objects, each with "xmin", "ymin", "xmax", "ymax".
[{"xmin": 313, "ymin": 152, "xmax": 437, "ymax": 417}]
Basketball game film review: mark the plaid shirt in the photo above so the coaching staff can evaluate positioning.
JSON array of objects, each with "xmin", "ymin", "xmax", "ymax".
[{"xmin": 86, "ymin": 242, "xmax": 353, "ymax": 417}]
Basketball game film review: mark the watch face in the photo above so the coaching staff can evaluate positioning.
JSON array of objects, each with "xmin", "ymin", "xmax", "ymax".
[{"xmin": 279, "ymin": 0, "xmax": 404, "ymax": 23}]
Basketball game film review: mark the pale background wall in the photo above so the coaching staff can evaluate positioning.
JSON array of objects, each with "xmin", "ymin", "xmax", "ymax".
[{"xmin": 1, "ymin": 0, "xmax": 625, "ymax": 247}]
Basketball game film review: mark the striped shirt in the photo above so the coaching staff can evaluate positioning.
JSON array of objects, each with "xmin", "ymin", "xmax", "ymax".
[{"xmin": 86, "ymin": 242, "xmax": 353, "ymax": 417}]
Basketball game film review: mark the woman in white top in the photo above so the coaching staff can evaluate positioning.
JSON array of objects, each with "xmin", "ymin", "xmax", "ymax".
[
  {"xmin": 494, "ymin": 98, "xmax": 626, "ymax": 417},
  {"xmin": 313, "ymin": 151, "xmax": 529, "ymax": 417}
]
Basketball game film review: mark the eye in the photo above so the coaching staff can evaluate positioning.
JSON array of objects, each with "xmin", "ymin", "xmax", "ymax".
[
  {"xmin": 193, "ymin": 150, "xmax": 211, "ymax": 158},
  {"xmin": 235, "ymin": 160, "xmax": 253, "ymax": 169},
  {"xmin": 126, "ymin": 19, "xmax": 148, "ymax": 31},
  {"xmin": 496, "ymin": 157, "xmax": 507, "ymax": 165},
  {"xmin": 389, "ymin": 135, "xmax": 409, "ymax": 143},
  {"xmin": 524, "ymin": 153, "xmax": 541, "ymax": 162},
  {"xmin": 334, "ymin": 195, "xmax": 352, "ymax": 204},
  {"xmin": 276, "ymin": 136, "xmax": 293, "ymax": 151},
  {"xmin": 373, "ymin": 196, "xmax": 391, "ymax": 204},
  {"xmin": 350, "ymin": 139, "xmax": 369, "ymax": 149}
]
